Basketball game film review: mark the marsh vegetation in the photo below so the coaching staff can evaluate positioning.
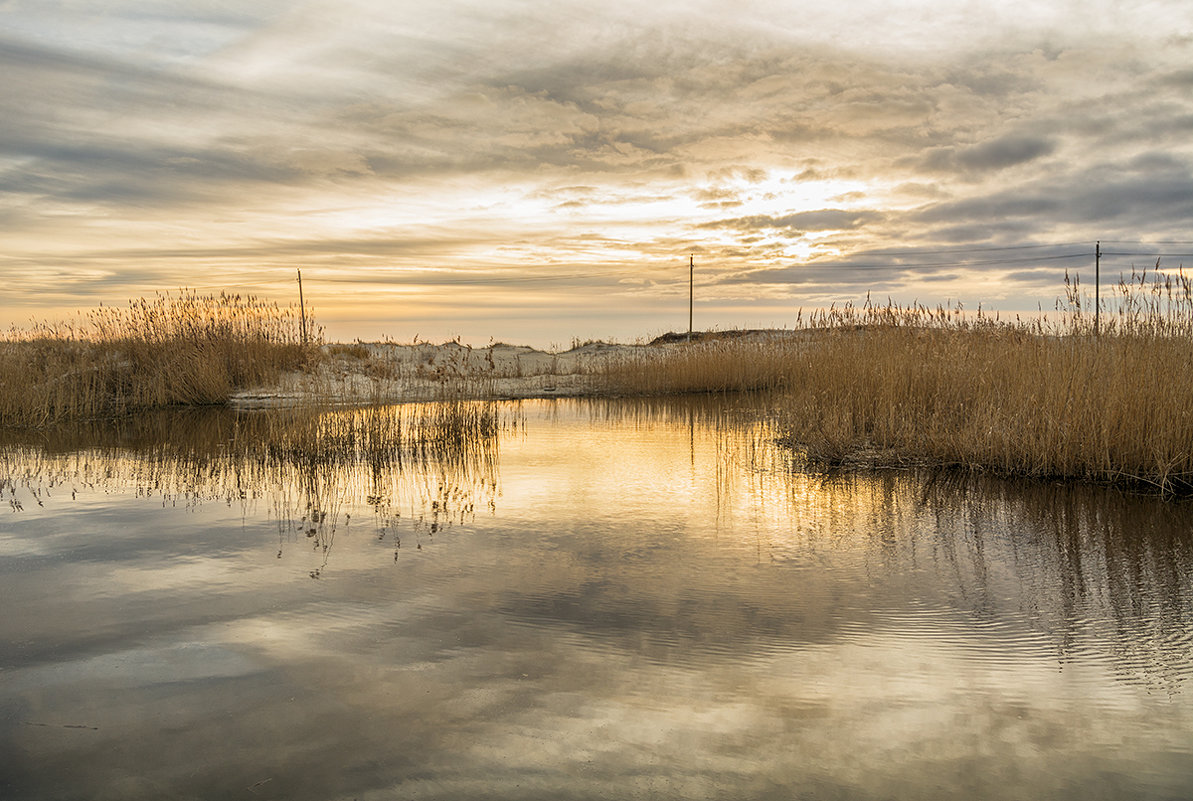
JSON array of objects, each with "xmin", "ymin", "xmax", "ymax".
[
  {"xmin": 4, "ymin": 268, "xmax": 1193, "ymax": 494},
  {"xmin": 601, "ymin": 267, "xmax": 1193, "ymax": 495},
  {"xmin": 0, "ymin": 291, "xmax": 316, "ymax": 426}
]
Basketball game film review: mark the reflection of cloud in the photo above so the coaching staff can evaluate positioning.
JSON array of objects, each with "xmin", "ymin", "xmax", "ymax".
[{"xmin": 4, "ymin": 399, "xmax": 1192, "ymax": 797}]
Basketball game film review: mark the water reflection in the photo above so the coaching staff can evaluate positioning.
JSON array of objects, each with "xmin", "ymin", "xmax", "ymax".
[
  {"xmin": 2, "ymin": 402, "xmax": 505, "ymax": 574},
  {"xmin": 1, "ymin": 398, "xmax": 1191, "ymax": 800},
  {"xmin": 782, "ymin": 469, "xmax": 1193, "ymax": 692}
]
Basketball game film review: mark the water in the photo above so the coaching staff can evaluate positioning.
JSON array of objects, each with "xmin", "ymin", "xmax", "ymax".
[{"xmin": 2, "ymin": 398, "xmax": 1191, "ymax": 800}]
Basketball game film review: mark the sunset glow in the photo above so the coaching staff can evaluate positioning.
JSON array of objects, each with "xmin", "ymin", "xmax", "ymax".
[{"xmin": 3, "ymin": 0, "xmax": 1192, "ymax": 345}]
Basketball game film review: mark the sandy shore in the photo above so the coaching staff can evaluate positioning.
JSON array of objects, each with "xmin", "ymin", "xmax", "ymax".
[
  {"xmin": 229, "ymin": 340, "xmax": 638, "ymax": 408},
  {"xmin": 229, "ymin": 330, "xmax": 816, "ymax": 409}
]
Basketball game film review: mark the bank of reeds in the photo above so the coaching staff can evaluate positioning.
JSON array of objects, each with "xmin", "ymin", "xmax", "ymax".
[
  {"xmin": 599, "ymin": 266, "xmax": 1193, "ymax": 495},
  {"xmin": 0, "ymin": 291, "xmax": 317, "ymax": 427}
]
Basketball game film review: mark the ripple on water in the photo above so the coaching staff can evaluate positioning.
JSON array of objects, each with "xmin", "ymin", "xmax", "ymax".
[{"xmin": 3, "ymin": 399, "xmax": 1193, "ymax": 800}]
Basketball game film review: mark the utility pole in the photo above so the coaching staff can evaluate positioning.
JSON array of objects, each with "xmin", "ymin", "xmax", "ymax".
[
  {"xmin": 1095, "ymin": 241, "xmax": 1101, "ymax": 336},
  {"xmin": 688, "ymin": 254, "xmax": 694, "ymax": 342},
  {"xmin": 297, "ymin": 268, "xmax": 308, "ymax": 345}
]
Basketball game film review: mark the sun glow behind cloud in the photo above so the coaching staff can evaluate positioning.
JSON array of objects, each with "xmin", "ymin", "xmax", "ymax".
[{"xmin": 2, "ymin": 0, "xmax": 1192, "ymax": 344}]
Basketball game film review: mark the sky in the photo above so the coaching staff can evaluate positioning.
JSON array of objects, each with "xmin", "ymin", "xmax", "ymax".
[{"xmin": 2, "ymin": 0, "xmax": 1192, "ymax": 347}]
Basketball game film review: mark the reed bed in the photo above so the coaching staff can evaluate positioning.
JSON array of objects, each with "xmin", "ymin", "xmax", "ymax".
[
  {"xmin": 0, "ymin": 291, "xmax": 317, "ymax": 427},
  {"xmin": 598, "ymin": 266, "xmax": 1193, "ymax": 495},
  {"xmin": 599, "ymin": 331, "xmax": 807, "ymax": 395}
]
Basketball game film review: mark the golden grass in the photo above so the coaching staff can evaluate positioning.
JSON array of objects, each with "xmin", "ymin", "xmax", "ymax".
[
  {"xmin": 598, "ymin": 266, "xmax": 1193, "ymax": 495},
  {"xmin": 599, "ymin": 331, "xmax": 806, "ymax": 395},
  {"xmin": 9, "ymin": 266, "xmax": 1193, "ymax": 495},
  {"xmin": 0, "ymin": 291, "xmax": 317, "ymax": 427}
]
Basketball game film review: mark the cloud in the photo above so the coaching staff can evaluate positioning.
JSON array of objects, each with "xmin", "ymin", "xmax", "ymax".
[
  {"xmin": 3, "ymin": 0, "xmax": 1193, "ymax": 341},
  {"xmin": 1157, "ymin": 67, "xmax": 1193, "ymax": 88},
  {"xmin": 914, "ymin": 159, "xmax": 1193, "ymax": 232},
  {"xmin": 701, "ymin": 210, "xmax": 887, "ymax": 236},
  {"xmin": 919, "ymin": 134, "xmax": 1058, "ymax": 174}
]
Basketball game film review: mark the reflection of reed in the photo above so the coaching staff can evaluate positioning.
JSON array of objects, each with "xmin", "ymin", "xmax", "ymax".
[
  {"xmin": 1, "ymin": 402, "xmax": 506, "ymax": 574},
  {"xmin": 541, "ymin": 393, "xmax": 782, "ymax": 534},
  {"xmin": 525, "ymin": 396, "xmax": 1193, "ymax": 689},
  {"xmin": 780, "ymin": 469, "xmax": 1193, "ymax": 690},
  {"xmin": 4, "ymin": 397, "xmax": 1190, "ymax": 687},
  {"xmin": 560, "ymin": 392, "xmax": 783, "ymax": 429}
]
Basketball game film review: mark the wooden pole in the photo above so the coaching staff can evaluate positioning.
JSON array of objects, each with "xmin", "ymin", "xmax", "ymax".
[
  {"xmin": 297, "ymin": 268, "xmax": 308, "ymax": 345},
  {"xmin": 688, "ymin": 254, "xmax": 694, "ymax": 342},
  {"xmin": 1095, "ymin": 241, "xmax": 1101, "ymax": 336}
]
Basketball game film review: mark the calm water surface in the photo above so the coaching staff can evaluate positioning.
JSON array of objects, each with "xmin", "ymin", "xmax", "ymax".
[{"xmin": 2, "ymin": 398, "xmax": 1191, "ymax": 800}]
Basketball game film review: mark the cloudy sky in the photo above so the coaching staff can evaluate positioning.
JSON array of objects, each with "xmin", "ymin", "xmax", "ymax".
[{"xmin": 3, "ymin": 0, "xmax": 1192, "ymax": 345}]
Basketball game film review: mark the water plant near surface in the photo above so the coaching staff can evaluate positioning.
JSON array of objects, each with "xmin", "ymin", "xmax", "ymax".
[
  {"xmin": 0, "ymin": 399, "xmax": 508, "ymax": 569},
  {"xmin": 0, "ymin": 291, "xmax": 318, "ymax": 427}
]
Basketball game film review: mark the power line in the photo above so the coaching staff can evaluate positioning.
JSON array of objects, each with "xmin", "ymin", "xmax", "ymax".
[
  {"xmin": 316, "ymin": 271, "xmax": 622, "ymax": 286},
  {"xmin": 80, "ymin": 240, "xmax": 1188, "ymax": 295},
  {"xmin": 132, "ymin": 253, "xmax": 1098, "ymax": 295},
  {"xmin": 857, "ymin": 242, "xmax": 1088, "ymax": 257},
  {"xmin": 1099, "ymin": 251, "xmax": 1193, "ymax": 258},
  {"xmin": 144, "ymin": 279, "xmax": 284, "ymax": 291},
  {"xmin": 820, "ymin": 252, "xmax": 1090, "ymax": 270},
  {"xmin": 1100, "ymin": 240, "xmax": 1193, "ymax": 246}
]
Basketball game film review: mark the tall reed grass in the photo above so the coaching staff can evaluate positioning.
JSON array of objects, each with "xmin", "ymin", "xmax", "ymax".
[
  {"xmin": 599, "ymin": 265, "xmax": 1193, "ymax": 495},
  {"xmin": 0, "ymin": 291, "xmax": 317, "ymax": 427}
]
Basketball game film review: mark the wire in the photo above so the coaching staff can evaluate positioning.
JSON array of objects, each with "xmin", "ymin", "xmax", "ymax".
[
  {"xmin": 140, "ymin": 280, "xmax": 284, "ymax": 291},
  {"xmin": 315, "ymin": 271, "xmax": 621, "ymax": 286},
  {"xmin": 91, "ymin": 240, "xmax": 1185, "ymax": 294},
  {"xmin": 857, "ymin": 242, "xmax": 1088, "ymax": 257},
  {"xmin": 1100, "ymin": 240, "xmax": 1193, "ymax": 246},
  {"xmin": 1100, "ymin": 253, "xmax": 1193, "ymax": 259},
  {"xmin": 821, "ymin": 252, "xmax": 1091, "ymax": 270}
]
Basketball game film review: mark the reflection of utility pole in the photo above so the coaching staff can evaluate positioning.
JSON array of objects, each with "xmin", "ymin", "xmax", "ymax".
[
  {"xmin": 297, "ymin": 268, "xmax": 308, "ymax": 345},
  {"xmin": 688, "ymin": 254, "xmax": 694, "ymax": 342}
]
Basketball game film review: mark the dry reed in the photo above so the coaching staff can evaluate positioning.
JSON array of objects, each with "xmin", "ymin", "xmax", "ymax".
[
  {"xmin": 598, "ymin": 266, "xmax": 1193, "ymax": 495},
  {"xmin": 0, "ymin": 291, "xmax": 317, "ymax": 427}
]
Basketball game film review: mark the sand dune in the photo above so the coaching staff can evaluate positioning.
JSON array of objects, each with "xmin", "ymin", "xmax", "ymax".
[{"xmin": 229, "ymin": 340, "xmax": 634, "ymax": 407}]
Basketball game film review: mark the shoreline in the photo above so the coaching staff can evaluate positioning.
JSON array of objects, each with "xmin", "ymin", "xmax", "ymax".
[
  {"xmin": 9, "ymin": 323, "xmax": 1193, "ymax": 499},
  {"xmin": 228, "ymin": 340, "xmax": 626, "ymax": 408},
  {"xmin": 228, "ymin": 330, "xmax": 812, "ymax": 409}
]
